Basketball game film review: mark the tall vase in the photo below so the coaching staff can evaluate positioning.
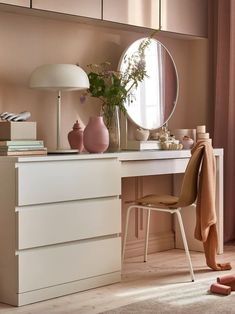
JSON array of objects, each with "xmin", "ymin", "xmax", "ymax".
[
  {"xmin": 104, "ymin": 106, "xmax": 120, "ymax": 152},
  {"xmin": 83, "ymin": 116, "xmax": 109, "ymax": 153}
]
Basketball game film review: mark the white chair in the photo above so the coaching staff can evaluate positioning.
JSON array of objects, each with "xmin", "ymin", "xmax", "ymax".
[{"xmin": 122, "ymin": 147, "xmax": 204, "ymax": 282}]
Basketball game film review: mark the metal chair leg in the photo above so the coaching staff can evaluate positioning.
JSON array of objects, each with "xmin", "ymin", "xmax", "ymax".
[
  {"xmin": 175, "ymin": 210, "xmax": 195, "ymax": 281},
  {"xmin": 144, "ymin": 209, "xmax": 151, "ymax": 262}
]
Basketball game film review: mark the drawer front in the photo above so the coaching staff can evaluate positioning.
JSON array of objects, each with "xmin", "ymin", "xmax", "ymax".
[
  {"xmin": 17, "ymin": 198, "xmax": 121, "ymax": 249},
  {"xmin": 18, "ymin": 237, "xmax": 121, "ymax": 293},
  {"xmin": 17, "ymin": 159, "xmax": 121, "ymax": 205},
  {"xmin": 121, "ymin": 158, "xmax": 188, "ymax": 177}
]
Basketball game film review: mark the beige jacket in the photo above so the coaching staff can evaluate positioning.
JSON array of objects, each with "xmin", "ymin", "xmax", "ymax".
[{"xmin": 192, "ymin": 141, "xmax": 231, "ymax": 271}]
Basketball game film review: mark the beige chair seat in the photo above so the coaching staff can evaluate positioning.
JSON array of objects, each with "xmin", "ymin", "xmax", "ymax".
[{"xmin": 137, "ymin": 194, "xmax": 179, "ymax": 208}]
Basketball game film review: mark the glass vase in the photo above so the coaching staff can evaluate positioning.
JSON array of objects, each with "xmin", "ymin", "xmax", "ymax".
[{"xmin": 104, "ymin": 106, "xmax": 120, "ymax": 152}]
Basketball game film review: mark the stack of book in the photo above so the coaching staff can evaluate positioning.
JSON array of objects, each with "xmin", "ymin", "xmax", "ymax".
[{"xmin": 0, "ymin": 140, "xmax": 47, "ymax": 156}]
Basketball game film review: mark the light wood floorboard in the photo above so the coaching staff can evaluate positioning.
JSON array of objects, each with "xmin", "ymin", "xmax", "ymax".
[{"xmin": 0, "ymin": 245, "xmax": 235, "ymax": 313}]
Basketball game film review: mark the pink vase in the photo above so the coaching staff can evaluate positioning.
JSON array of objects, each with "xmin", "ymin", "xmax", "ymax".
[
  {"xmin": 68, "ymin": 120, "xmax": 84, "ymax": 152},
  {"xmin": 83, "ymin": 116, "xmax": 109, "ymax": 153}
]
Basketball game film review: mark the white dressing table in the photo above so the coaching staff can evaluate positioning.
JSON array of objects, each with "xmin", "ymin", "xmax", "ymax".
[{"xmin": 0, "ymin": 149, "xmax": 223, "ymax": 306}]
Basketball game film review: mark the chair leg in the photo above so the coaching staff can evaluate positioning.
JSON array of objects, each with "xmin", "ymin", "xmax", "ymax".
[
  {"xmin": 175, "ymin": 210, "xmax": 195, "ymax": 282},
  {"xmin": 144, "ymin": 209, "xmax": 151, "ymax": 262},
  {"xmin": 122, "ymin": 205, "xmax": 133, "ymax": 263}
]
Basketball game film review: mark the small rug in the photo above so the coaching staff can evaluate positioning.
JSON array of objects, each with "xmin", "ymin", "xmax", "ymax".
[{"xmin": 99, "ymin": 278, "xmax": 234, "ymax": 314}]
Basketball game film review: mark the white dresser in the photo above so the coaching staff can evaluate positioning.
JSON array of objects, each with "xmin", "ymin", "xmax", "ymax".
[
  {"xmin": 0, "ymin": 154, "xmax": 121, "ymax": 306},
  {"xmin": 0, "ymin": 149, "xmax": 224, "ymax": 306}
]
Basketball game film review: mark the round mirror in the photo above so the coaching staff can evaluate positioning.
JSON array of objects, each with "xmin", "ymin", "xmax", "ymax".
[{"xmin": 119, "ymin": 38, "xmax": 178, "ymax": 130}]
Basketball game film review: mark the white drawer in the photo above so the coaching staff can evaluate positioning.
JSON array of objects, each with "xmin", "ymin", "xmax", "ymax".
[
  {"xmin": 17, "ymin": 198, "xmax": 121, "ymax": 249},
  {"xmin": 18, "ymin": 237, "xmax": 121, "ymax": 293},
  {"xmin": 16, "ymin": 159, "xmax": 121, "ymax": 205}
]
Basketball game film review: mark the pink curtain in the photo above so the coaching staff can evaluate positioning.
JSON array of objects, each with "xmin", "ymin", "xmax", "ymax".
[{"xmin": 209, "ymin": 0, "xmax": 235, "ymax": 242}]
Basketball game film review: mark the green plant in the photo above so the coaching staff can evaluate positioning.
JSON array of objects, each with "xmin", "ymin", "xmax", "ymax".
[{"xmin": 81, "ymin": 37, "xmax": 152, "ymax": 128}]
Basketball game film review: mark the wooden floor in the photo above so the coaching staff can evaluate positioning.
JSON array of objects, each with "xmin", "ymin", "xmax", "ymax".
[{"xmin": 0, "ymin": 245, "xmax": 235, "ymax": 314}]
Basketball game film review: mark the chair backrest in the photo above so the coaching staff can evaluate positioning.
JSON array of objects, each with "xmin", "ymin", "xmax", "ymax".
[{"xmin": 177, "ymin": 146, "xmax": 204, "ymax": 207}]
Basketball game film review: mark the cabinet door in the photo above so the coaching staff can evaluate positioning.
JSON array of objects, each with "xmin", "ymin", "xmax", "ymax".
[
  {"xmin": 32, "ymin": 0, "xmax": 102, "ymax": 19},
  {"xmin": 103, "ymin": 0, "xmax": 160, "ymax": 29},
  {"xmin": 0, "ymin": 0, "xmax": 30, "ymax": 6},
  {"xmin": 161, "ymin": 0, "xmax": 208, "ymax": 37}
]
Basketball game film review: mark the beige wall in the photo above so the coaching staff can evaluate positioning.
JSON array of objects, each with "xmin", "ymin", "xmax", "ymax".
[
  {"xmin": 0, "ymin": 9, "xmax": 209, "ymax": 257},
  {"xmin": 0, "ymin": 10, "xmax": 208, "ymax": 149}
]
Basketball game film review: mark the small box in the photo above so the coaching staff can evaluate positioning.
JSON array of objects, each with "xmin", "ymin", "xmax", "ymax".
[{"xmin": 0, "ymin": 122, "xmax": 37, "ymax": 140}]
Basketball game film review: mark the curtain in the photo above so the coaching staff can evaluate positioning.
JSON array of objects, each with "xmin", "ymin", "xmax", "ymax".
[{"xmin": 209, "ymin": 0, "xmax": 235, "ymax": 242}]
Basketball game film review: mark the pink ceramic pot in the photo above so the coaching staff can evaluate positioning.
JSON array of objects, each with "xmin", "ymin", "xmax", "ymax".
[
  {"xmin": 83, "ymin": 116, "xmax": 109, "ymax": 153},
  {"xmin": 68, "ymin": 120, "xmax": 84, "ymax": 152}
]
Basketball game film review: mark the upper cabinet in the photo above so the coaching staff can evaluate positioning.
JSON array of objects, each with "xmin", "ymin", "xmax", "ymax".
[
  {"xmin": 103, "ymin": 0, "xmax": 208, "ymax": 37},
  {"xmin": 31, "ymin": 0, "xmax": 102, "ymax": 19},
  {"xmin": 160, "ymin": 0, "xmax": 208, "ymax": 37},
  {"xmin": 0, "ymin": 0, "xmax": 208, "ymax": 37},
  {"xmin": 0, "ymin": 0, "xmax": 30, "ymax": 6},
  {"xmin": 103, "ymin": 0, "xmax": 160, "ymax": 29}
]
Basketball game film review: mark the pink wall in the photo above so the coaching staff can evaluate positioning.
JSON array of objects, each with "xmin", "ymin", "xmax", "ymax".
[
  {"xmin": 0, "ymin": 10, "xmax": 209, "ymax": 256},
  {"xmin": 0, "ymin": 10, "xmax": 209, "ymax": 149}
]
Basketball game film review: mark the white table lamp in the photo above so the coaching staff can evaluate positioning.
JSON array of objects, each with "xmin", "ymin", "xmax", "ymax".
[{"xmin": 29, "ymin": 64, "xmax": 89, "ymax": 153}]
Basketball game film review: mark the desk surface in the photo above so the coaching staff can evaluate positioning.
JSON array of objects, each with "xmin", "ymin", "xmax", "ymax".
[{"xmin": 0, "ymin": 148, "xmax": 223, "ymax": 163}]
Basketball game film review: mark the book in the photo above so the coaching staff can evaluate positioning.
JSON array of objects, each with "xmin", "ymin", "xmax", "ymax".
[
  {"xmin": 0, "ymin": 145, "xmax": 45, "ymax": 151},
  {"xmin": 126, "ymin": 140, "xmax": 162, "ymax": 150},
  {"xmin": 0, "ymin": 149, "xmax": 47, "ymax": 156},
  {"xmin": 0, "ymin": 140, "xmax": 44, "ymax": 146}
]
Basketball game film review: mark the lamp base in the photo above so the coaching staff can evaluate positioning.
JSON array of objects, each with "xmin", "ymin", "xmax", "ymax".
[{"xmin": 48, "ymin": 148, "xmax": 79, "ymax": 154}]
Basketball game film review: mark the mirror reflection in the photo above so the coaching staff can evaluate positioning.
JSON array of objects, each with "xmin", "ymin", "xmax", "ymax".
[{"xmin": 119, "ymin": 38, "xmax": 178, "ymax": 130}]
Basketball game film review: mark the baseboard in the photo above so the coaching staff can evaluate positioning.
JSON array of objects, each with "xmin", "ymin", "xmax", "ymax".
[{"xmin": 124, "ymin": 231, "xmax": 175, "ymax": 259}]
